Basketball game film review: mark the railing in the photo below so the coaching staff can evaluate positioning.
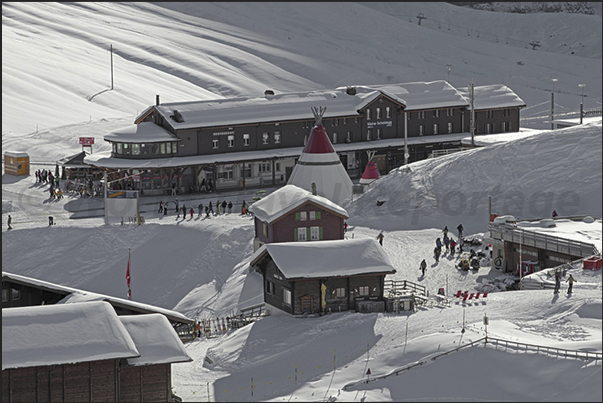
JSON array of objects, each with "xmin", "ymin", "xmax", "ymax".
[
  {"xmin": 488, "ymin": 222, "xmax": 598, "ymax": 258},
  {"xmin": 428, "ymin": 147, "xmax": 471, "ymax": 159},
  {"xmin": 384, "ymin": 279, "xmax": 426, "ymax": 297},
  {"xmin": 342, "ymin": 335, "xmax": 601, "ymax": 391}
]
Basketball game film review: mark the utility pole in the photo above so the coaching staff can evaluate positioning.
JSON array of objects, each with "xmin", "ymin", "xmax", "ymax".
[
  {"xmin": 404, "ymin": 111, "xmax": 409, "ymax": 165},
  {"xmin": 416, "ymin": 13, "xmax": 426, "ymax": 26},
  {"xmin": 469, "ymin": 83, "xmax": 475, "ymax": 147},
  {"xmin": 578, "ymin": 84, "xmax": 586, "ymax": 124},
  {"xmin": 550, "ymin": 78, "xmax": 557, "ymax": 130},
  {"xmin": 446, "ymin": 64, "xmax": 452, "ymax": 83},
  {"xmin": 110, "ymin": 44, "xmax": 114, "ymax": 90}
]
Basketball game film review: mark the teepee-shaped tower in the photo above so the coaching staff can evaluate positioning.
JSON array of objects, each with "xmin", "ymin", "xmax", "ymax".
[
  {"xmin": 287, "ymin": 106, "xmax": 353, "ymax": 205},
  {"xmin": 359, "ymin": 150, "xmax": 380, "ymax": 186}
]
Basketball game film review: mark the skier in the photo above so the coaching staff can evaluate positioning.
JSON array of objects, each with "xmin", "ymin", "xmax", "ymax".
[
  {"xmin": 457, "ymin": 223, "xmax": 464, "ymax": 239},
  {"xmin": 553, "ymin": 271, "xmax": 561, "ymax": 294},
  {"xmin": 566, "ymin": 274, "xmax": 576, "ymax": 294},
  {"xmin": 420, "ymin": 259, "xmax": 427, "ymax": 276},
  {"xmin": 377, "ymin": 231, "xmax": 385, "ymax": 246}
]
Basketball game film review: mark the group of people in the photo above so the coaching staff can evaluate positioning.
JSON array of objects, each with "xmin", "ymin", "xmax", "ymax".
[
  {"xmin": 433, "ymin": 224, "xmax": 463, "ymax": 263},
  {"xmin": 157, "ymin": 198, "xmax": 249, "ymax": 219}
]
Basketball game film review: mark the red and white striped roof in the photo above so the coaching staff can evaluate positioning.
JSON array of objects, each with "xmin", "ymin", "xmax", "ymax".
[{"xmin": 359, "ymin": 160, "xmax": 380, "ymax": 185}]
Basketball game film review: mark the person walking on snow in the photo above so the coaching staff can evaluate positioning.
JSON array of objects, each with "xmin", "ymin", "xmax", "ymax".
[
  {"xmin": 174, "ymin": 199, "xmax": 179, "ymax": 213},
  {"xmin": 434, "ymin": 246, "xmax": 441, "ymax": 262},
  {"xmin": 377, "ymin": 231, "xmax": 385, "ymax": 246},
  {"xmin": 198, "ymin": 202, "xmax": 203, "ymax": 217},
  {"xmin": 436, "ymin": 237, "xmax": 442, "ymax": 250},
  {"xmin": 158, "ymin": 201, "xmax": 163, "ymax": 213},
  {"xmin": 566, "ymin": 274, "xmax": 576, "ymax": 294},
  {"xmin": 190, "ymin": 207, "xmax": 194, "ymax": 219},
  {"xmin": 553, "ymin": 271, "xmax": 562, "ymax": 294},
  {"xmin": 450, "ymin": 238, "xmax": 456, "ymax": 256},
  {"xmin": 457, "ymin": 223, "xmax": 464, "ymax": 239},
  {"xmin": 443, "ymin": 234, "xmax": 450, "ymax": 253},
  {"xmin": 420, "ymin": 259, "xmax": 427, "ymax": 276},
  {"xmin": 7, "ymin": 214, "xmax": 13, "ymax": 230},
  {"xmin": 443, "ymin": 226, "xmax": 448, "ymax": 237}
]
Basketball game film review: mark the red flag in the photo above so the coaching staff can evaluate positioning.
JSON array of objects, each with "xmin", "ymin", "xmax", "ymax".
[{"xmin": 126, "ymin": 250, "xmax": 131, "ymax": 300}]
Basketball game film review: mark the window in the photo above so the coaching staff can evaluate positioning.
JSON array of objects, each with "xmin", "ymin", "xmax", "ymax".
[
  {"xmin": 12, "ymin": 288, "xmax": 21, "ymax": 301},
  {"xmin": 335, "ymin": 288, "xmax": 345, "ymax": 298},
  {"xmin": 367, "ymin": 130, "xmax": 371, "ymax": 141},
  {"xmin": 296, "ymin": 211, "xmax": 307, "ymax": 221},
  {"xmin": 332, "ymin": 119, "xmax": 338, "ymax": 127},
  {"xmin": 160, "ymin": 143, "xmax": 165, "ymax": 154},
  {"xmin": 116, "ymin": 143, "xmax": 122, "ymax": 154},
  {"xmin": 343, "ymin": 117, "xmax": 348, "ymax": 125},
  {"xmin": 354, "ymin": 117, "xmax": 359, "ymax": 124},
  {"xmin": 132, "ymin": 144, "xmax": 140, "ymax": 155},
  {"xmin": 366, "ymin": 109, "xmax": 371, "ymax": 120},
  {"xmin": 486, "ymin": 110, "xmax": 495, "ymax": 119},
  {"xmin": 123, "ymin": 143, "xmax": 130, "ymax": 155},
  {"xmin": 275, "ymin": 162, "xmax": 281, "ymax": 171},
  {"xmin": 448, "ymin": 122, "xmax": 453, "ymax": 134},
  {"xmin": 228, "ymin": 135, "xmax": 235, "ymax": 148},
  {"xmin": 296, "ymin": 227, "xmax": 307, "ymax": 241},
  {"xmin": 172, "ymin": 142, "xmax": 178, "ymax": 154},
  {"xmin": 263, "ymin": 222, "xmax": 268, "ymax": 237},
  {"xmin": 503, "ymin": 108, "xmax": 511, "ymax": 117},
  {"xmin": 2, "ymin": 288, "xmax": 8, "ymax": 302},
  {"xmin": 346, "ymin": 131, "xmax": 352, "ymax": 143},
  {"xmin": 418, "ymin": 111, "xmax": 426, "ymax": 119},
  {"xmin": 274, "ymin": 131, "xmax": 281, "ymax": 144},
  {"xmin": 332, "ymin": 132, "xmax": 337, "ymax": 144},
  {"xmin": 259, "ymin": 162, "xmax": 271, "ymax": 172},
  {"xmin": 243, "ymin": 133, "xmax": 250, "ymax": 146},
  {"xmin": 310, "ymin": 226, "xmax": 322, "ymax": 240},
  {"xmin": 447, "ymin": 108, "xmax": 454, "ymax": 117},
  {"xmin": 419, "ymin": 125, "xmax": 424, "ymax": 136},
  {"xmin": 309, "ymin": 211, "xmax": 321, "ymax": 220},
  {"xmin": 376, "ymin": 129, "xmax": 381, "ymax": 140},
  {"xmin": 212, "ymin": 139, "xmax": 219, "ymax": 149},
  {"xmin": 266, "ymin": 280, "xmax": 275, "ymax": 295},
  {"xmin": 358, "ymin": 286, "xmax": 369, "ymax": 296},
  {"xmin": 433, "ymin": 110, "xmax": 440, "ymax": 118},
  {"xmin": 283, "ymin": 288, "xmax": 292, "ymax": 305},
  {"xmin": 386, "ymin": 107, "xmax": 391, "ymax": 118},
  {"xmin": 501, "ymin": 122, "xmax": 507, "ymax": 132},
  {"xmin": 433, "ymin": 124, "xmax": 438, "ymax": 135},
  {"xmin": 262, "ymin": 132, "xmax": 269, "ymax": 145},
  {"xmin": 486, "ymin": 123, "xmax": 492, "ymax": 134},
  {"xmin": 376, "ymin": 108, "xmax": 381, "ymax": 119}
]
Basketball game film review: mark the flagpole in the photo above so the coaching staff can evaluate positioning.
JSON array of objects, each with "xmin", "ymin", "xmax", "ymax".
[{"xmin": 126, "ymin": 248, "xmax": 132, "ymax": 300}]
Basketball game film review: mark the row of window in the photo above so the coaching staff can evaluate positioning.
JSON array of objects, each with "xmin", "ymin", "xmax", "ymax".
[
  {"xmin": 113, "ymin": 142, "xmax": 179, "ymax": 156},
  {"xmin": 294, "ymin": 226, "xmax": 323, "ymax": 241},
  {"xmin": 295, "ymin": 211, "xmax": 321, "ymax": 221},
  {"xmin": 2, "ymin": 288, "xmax": 20, "ymax": 302},
  {"xmin": 266, "ymin": 281, "xmax": 375, "ymax": 307},
  {"xmin": 213, "ymin": 132, "xmax": 282, "ymax": 149}
]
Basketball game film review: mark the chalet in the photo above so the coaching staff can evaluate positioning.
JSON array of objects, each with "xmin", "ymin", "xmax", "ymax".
[
  {"xmin": 83, "ymin": 81, "xmax": 525, "ymax": 195},
  {"xmin": 249, "ymin": 238, "xmax": 396, "ymax": 315},
  {"xmin": 2, "ymin": 301, "xmax": 192, "ymax": 402},
  {"xmin": 247, "ymin": 184, "xmax": 349, "ymax": 251},
  {"xmin": 1, "ymin": 271, "xmax": 194, "ymax": 338},
  {"xmin": 485, "ymin": 215, "xmax": 601, "ymax": 275}
]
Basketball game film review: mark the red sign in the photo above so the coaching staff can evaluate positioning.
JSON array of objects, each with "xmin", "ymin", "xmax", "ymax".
[{"xmin": 79, "ymin": 137, "xmax": 95, "ymax": 145}]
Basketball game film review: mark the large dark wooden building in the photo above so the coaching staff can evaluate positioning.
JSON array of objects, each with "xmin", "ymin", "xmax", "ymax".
[
  {"xmin": 2, "ymin": 301, "xmax": 192, "ymax": 402},
  {"xmin": 248, "ymin": 184, "xmax": 349, "ymax": 251},
  {"xmin": 84, "ymin": 81, "xmax": 525, "ymax": 195},
  {"xmin": 249, "ymin": 238, "xmax": 396, "ymax": 315}
]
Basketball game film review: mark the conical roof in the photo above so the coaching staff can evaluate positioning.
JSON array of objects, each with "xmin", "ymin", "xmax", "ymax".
[
  {"xmin": 359, "ymin": 160, "xmax": 380, "ymax": 185},
  {"xmin": 287, "ymin": 123, "xmax": 353, "ymax": 205}
]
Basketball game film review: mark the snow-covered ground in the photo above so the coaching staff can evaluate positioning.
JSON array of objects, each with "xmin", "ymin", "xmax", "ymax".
[{"xmin": 3, "ymin": 2, "xmax": 602, "ymax": 402}]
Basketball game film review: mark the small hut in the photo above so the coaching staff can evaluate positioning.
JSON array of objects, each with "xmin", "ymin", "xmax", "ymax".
[{"xmin": 4, "ymin": 151, "xmax": 29, "ymax": 176}]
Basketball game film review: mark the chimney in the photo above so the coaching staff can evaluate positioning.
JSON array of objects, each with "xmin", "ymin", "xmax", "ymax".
[
  {"xmin": 156, "ymin": 95, "xmax": 160, "ymax": 106},
  {"xmin": 311, "ymin": 182, "xmax": 317, "ymax": 196}
]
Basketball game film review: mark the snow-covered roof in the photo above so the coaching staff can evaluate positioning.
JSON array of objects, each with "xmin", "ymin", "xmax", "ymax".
[
  {"xmin": 250, "ymin": 238, "xmax": 396, "ymax": 279},
  {"xmin": 457, "ymin": 84, "xmax": 526, "ymax": 110},
  {"xmin": 4, "ymin": 151, "xmax": 29, "ymax": 157},
  {"xmin": 105, "ymin": 121, "xmax": 179, "ymax": 143},
  {"xmin": 119, "ymin": 314, "xmax": 193, "ymax": 366},
  {"xmin": 516, "ymin": 217, "xmax": 602, "ymax": 253},
  {"xmin": 2, "ymin": 301, "xmax": 140, "ymax": 370},
  {"xmin": 248, "ymin": 184, "xmax": 348, "ymax": 223},
  {"xmin": 2, "ymin": 271, "xmax": 193, "ymax": 324},
  {"xmin": 145, "ymin": 89, "xmax": 383, "ymax": 130},
  {"xmin": 356, "ymin": 80, "xmax": 469, "ymax": 111}
]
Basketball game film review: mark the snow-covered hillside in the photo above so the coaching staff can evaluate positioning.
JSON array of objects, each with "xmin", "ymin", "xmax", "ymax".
[{"xmin": 2, "ymin": 3, "xmax": 602, "ymax": 402}]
